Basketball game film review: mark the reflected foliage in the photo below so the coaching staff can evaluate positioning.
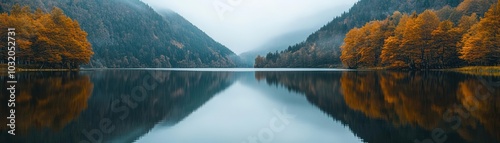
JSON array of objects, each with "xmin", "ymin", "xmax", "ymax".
[
  {"xmin": 456, "ymin": 79, "xmax": 500, "ymax": 141},
  {"xmin": 341, "ymin": 71, "xmax": 500, "ymax": 142},
  {"xmin": 256, "ymin": 71, "xmax": 500, "ymax": 143},
  {"xmin": 0, "ymin": 72, "xmax": 93, "ymax": 132},
  {"xmin": 341, "ymin": 72, "xmax": 456, "ymax": 129},
  {"xmin": 0, "ymin": 70, "xmax": 235, "ymax": 143}
]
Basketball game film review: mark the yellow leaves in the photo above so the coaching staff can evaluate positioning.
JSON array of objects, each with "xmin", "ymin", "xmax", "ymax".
[
  {"xmin": 416, "ymin": 10, "xmax": 440, "ymax": 34},
  {"xmin": 341, "ymin": 21, "xmax": 386, "ymax": 68},
  {"xmin": 345, "ymin": 11, "xmax": 443, "ymax": 69},
  {"xmin": 343, "ymin": 1, "xmax": 499, "ymax": 69},
  {"xmin": 341, "ymin": 28, "xmax": 362, "ymax": 68},
  {"xmin": 1, "ymin": 5, "xmax": 93, "ymax": 68},
  {"xmin": 430, "ymin": 20, "xmax": 462, "ymax": 67},
  {"xmin": 381, "ymin": 36, "xmax": 402, "ymax": 67},
  {"xmin": 460, "ymin": 2, "xmax": 500, "ymax": 65}
]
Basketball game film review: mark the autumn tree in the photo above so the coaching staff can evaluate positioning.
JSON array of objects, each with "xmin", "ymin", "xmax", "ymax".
[
  {"xmin": 456, "ymin": 13, "xmax": 479, "ymax": 34},
  {"xmin": 403, "ymin": 10, "xmax": 440, "ymax": 69},
  {"xmin": 381, "ymin": 10, "xmax": 442, "ymax": 69},
  {"xmin": 456, "ymin": 0, "xmax": 497, "ymax": 17},
  {"xmin": 0, "ymin": 5, "xmax": 93, "ymax": 69},
  {"xmin": 359, "ymin": 21, "xmax": 385, "ymax": 67},
  {"xmin": 341, "ymin": 28, "xmax": 362, "ymax": 68},
  {"xmin": 341, "ymin": 20, "xmax": 388, "ymax": 68},
  {"xmin": 431, "ymin": 20, "xmax": 462, "ymax": 68},
  {"xmin": 460, "ymin": 1, "xmax": 500, "ymax": 65},
  {"xmin": 34, "ymin": 7, "xmax": 93, "ymax": 68},
  {"xmin": 0, "ymin": 5, "xmax": 37, "ymax": 64},
  {"xmin": 347, "ymin": 1, "xmax": 498, "ymax": 69},
  {"xmin": 381, "ymin": 13, "xmax": 411, "ymax": 68}
]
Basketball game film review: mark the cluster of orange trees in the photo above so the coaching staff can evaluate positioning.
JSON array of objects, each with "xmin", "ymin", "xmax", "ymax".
[
  {"xmin": 0, "ymin": 5, "xmax": 93, "ymax": 69},
  {"xmin": 341, "ymin": 2, "xmax": 500, "ymax": 69}
]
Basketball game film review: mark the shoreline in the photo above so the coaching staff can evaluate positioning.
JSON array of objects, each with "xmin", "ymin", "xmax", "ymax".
[
  {"xmin": 1, "ymin": 65, "xmax": 499, "ymax": 74},
  {"xmin": 443, "ymin": 66, "xmax": 500, "ymax": 77},
  {"xmin": 0, "ymin": 64, "xmax": 80, "ymax": 72},
  {"xmin": 17, "ymin": 68, "xmax": 81, "ymax": 72}
]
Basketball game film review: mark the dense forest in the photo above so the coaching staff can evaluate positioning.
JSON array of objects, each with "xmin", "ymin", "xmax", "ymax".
[
  {"xmin": 254, "ymin": 0, "xmax": 498, "ymax": 68},
  {"xmin": 0, "ymin": 5, "xmax": 92, "ymax": 69},
  {"xmin": 341, "ymin": 1, "xmax": 500, "ymax": 69},
  {"xmin": 0, "ymin": 0, "xmax": 244, "ymax": 68}
]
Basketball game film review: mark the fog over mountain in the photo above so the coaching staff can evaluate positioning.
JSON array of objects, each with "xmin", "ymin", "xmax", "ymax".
[{"xmin": 140, "ymin": 0, "xmax": 359, "ymax": 54}]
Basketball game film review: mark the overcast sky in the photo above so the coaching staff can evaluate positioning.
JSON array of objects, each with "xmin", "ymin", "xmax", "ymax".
[{"xmin": 140, "ymin": 0, "xmax": 359, "ymax": 54}]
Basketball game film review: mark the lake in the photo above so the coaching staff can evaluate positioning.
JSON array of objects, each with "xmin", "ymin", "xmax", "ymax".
[{"xmin": 1, "ymin": 69, "xmax": 499, "ymax": 143}]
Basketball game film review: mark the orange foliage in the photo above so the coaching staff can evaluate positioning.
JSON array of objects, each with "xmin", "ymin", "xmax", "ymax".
[
  {"xmin": 460, "ymin": 1, "xmax": 500, "ymax": 65},
  {"xmin": 0, "ymin": 5, "xmax": 93, "ymax": 68},
  {"xmin": 1, "ymin": 74, "xmax": 94, "ymax": 132},
  {"xmin": 343, "ymin": 1, "xmax": 499, "ymax": 69},
  {"xmin": 431, "ymin": 20, "xmax": 462, "ymax": 67},
  {"xmin": 341, "ymin": 21, "xmax": 387, "ymax": 68},
  {"xmin": 457, "ymin": 79, "xmax": 500, "ymax": 140},
  {"xmin": 341, "ymin": 72, "xmax": 447, "ymax": 128},
  {"xmin": 341, "ymin": 71, "xmax": 500, "ymax": 141}
]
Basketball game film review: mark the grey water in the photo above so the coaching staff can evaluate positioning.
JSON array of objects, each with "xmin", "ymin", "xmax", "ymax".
[{"xmin": 1, "ymin": 69, "xmax": 499, "ymax": 143}]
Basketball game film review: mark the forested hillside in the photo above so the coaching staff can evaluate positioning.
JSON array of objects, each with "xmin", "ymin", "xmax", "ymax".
[
  {"xmin": 255, "ymin": 0, "xmax": 497, "ymax": 68},
  {"xmin": 341, "ymin": 1, "xmax": 500, "ymax": 69},
  {"xmin": 1, "ymin": 0, "xmax": 243, "ymax": 68}
]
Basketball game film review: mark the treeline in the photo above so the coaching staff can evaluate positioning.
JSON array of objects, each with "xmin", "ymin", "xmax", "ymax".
[
  {"xmin": 1, "ymin": 0, "xmax": 243, "ymax": 68},
  {"xmin": 0, "ymin": 5, "xmax": 93, "ymax": 69},
  {"xmin": 254, "ymin": 0, "xmax": 497, "ymax": 68},
  {"xmin": 341, "ymin": 1, "xmax": 500, "ymax": 69},
  {"xmin": 254, "ymin": 42, "xmax": 339, "ymax": 68}
]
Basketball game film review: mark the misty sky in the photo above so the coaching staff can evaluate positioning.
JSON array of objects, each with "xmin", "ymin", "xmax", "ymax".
[{"xmin": 140, "ymin": 0, "xmax": 359, "ymax": 54}]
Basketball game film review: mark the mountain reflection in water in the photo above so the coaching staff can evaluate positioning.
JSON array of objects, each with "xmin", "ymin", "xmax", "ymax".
[{"xmin": 0, "ymin": 70, "xmax": 498, "ymax": 143}]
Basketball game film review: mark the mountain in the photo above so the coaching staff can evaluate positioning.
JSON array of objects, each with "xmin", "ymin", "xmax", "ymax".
[
  {"xmin": 254, "ymin": 0, "xmax": 496, "ymax": 68},
  {"xmin": 0, "ymin": 0, "xmax": 243, "ymax": 68},
  {"xmin": 239, "ymin": 28, "xmax": 316, "ymax": 66}
]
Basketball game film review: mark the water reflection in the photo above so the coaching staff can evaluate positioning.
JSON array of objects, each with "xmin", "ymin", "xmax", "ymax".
[
  {"xmin": 0, "ymin": 70, "xmax": 235, "ymax": 143},
  {"xmin": 341, "ymin": 72, "xmax": 500, "ymax": 142},
  {"xmin": 0, "ymin": 72, "xmax": 93, "ymax": 131},
  {"xmin": 1, "ymin": 70, "xmax": 498, "ymax": 143},
  {"xmin": 255, "ymin": 71, "xmax": 500, "ymax": 143}
]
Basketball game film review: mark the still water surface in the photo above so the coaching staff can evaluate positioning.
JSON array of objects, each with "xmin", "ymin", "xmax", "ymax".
[{"xmin": 1, "ymin": 69, "xmax": 499, "ymax": 143}]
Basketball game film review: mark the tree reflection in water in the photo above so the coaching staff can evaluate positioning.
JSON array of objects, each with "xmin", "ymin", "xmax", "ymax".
[
  {"xmin": 0, "ymin": 72, "xmax": 93, "ymax": 132},
  {"xmin": 0, "ymin": 70, "xmax": 235, "ymax": 143},
  {"xmin": 256, "ymin": 71, "xmax": 500, "ymax": 143}
]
